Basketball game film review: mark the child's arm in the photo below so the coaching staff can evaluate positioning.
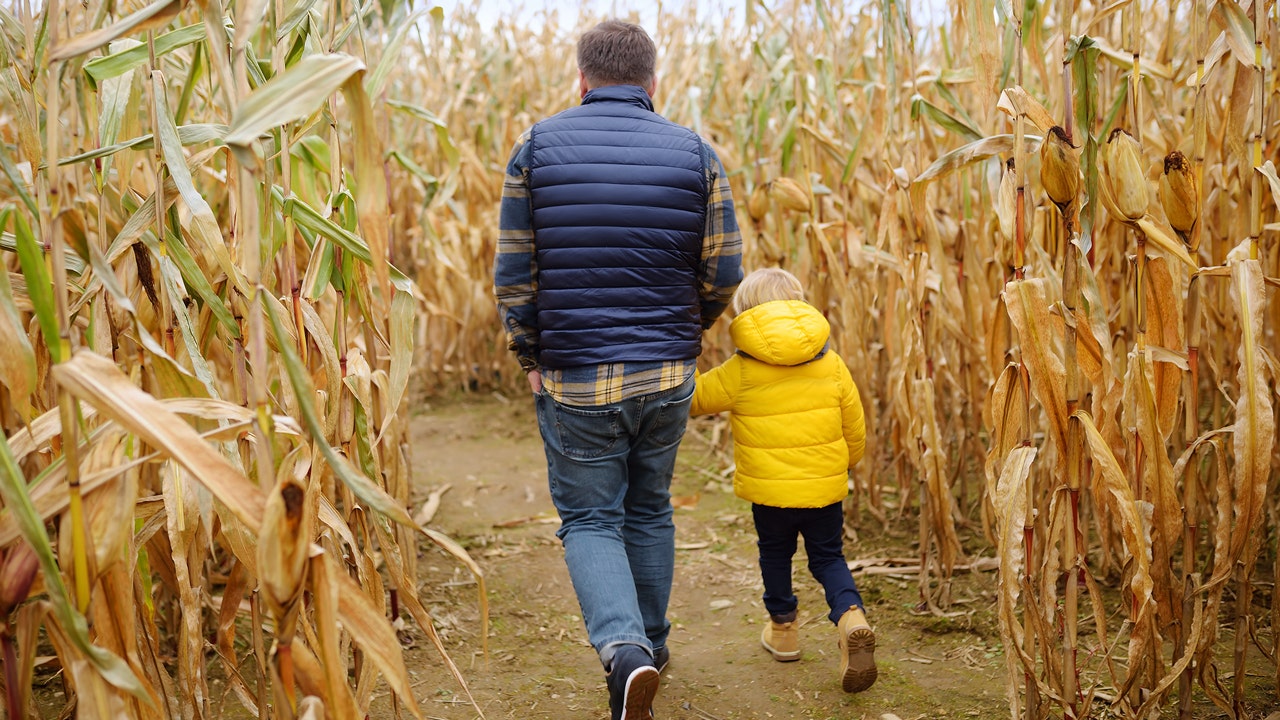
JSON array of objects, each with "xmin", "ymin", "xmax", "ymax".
[
  {"xmin": 690, "ymin": 357, "xmax": 740, "ymax": 416},
  {"xmin": 837, "ymin": 361, "xmax": 866, "ymax": 467}
]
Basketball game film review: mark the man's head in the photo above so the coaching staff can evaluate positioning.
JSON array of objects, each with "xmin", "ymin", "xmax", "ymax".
[{"xmin": 577, "ymin": 20, "xmax": 657, "ymax": 96}]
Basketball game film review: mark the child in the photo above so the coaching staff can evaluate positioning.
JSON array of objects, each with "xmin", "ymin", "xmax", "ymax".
[{"xmin": 690, "ymin": 267, "xmax": 876, "ymax": 693}]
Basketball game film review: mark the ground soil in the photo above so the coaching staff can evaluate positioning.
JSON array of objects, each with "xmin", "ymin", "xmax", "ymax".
[
  {"xmin": 392, "ymin": 392, "xmax": 1280, "ymax": 720},
  {"xmin": 397, "ymin": 392, "xmax": 1014, "ymax": 720}
]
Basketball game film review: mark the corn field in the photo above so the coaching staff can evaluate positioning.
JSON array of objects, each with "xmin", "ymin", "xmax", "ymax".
[{"xmin": 0, "ymin": 0, "xmax": 1278, "ymax": 717}]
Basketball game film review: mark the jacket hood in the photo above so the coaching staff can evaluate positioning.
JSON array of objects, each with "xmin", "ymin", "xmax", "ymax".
[{"xmin": 729, "ymin": 299, "xmax": 830, "ymax": 366}]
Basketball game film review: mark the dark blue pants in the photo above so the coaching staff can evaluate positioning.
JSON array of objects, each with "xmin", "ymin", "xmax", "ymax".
[{"xmin": 752, "ymin": 501, "xmax": 863, "ymax": 624}]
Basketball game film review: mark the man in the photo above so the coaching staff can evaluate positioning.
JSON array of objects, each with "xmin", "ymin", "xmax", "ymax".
[{"xmin": 493, "ymin": 19, "xmax": 743, "ymax": 720}]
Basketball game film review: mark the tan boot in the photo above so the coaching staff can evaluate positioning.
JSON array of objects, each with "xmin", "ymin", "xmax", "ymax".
[
  {"xmin": 760, "ymin": 614, "xmax": 801, "ymax": 662},
  {"xmin": 838, "ymin": 606, "xmax": 877, "ymax": 692}
]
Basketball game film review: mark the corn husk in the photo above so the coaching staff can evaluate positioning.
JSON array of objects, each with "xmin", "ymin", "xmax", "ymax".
[
  {"xmin": 1159, "ymin": 150, "xmax": 1199, "ymax": 239},
  {"xmin": 747, "ymin": 183, "xmax": 770, "ymax": 221},
  {"xmin": 1039, "ymin": 125, "xmax": 1080, "ymax": 210},
  {"xmin": 1101, "ymin": 128, "xmax": 1149, "ymax": 222},
  {"xmin": 769, "ymin": 177, "xmax": 811, "ymax": 213}
]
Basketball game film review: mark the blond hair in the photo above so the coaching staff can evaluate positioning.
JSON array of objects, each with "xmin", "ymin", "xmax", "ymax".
[{"xmin": 732, "ymin": 268, "xmax": 806, "ymax": 314}]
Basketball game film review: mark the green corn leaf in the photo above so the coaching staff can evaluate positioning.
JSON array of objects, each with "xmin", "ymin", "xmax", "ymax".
[
  {"xmin": 159, "ymin": 224, "xmax": 240, "ymax": 338},
  {"xmin": 276, "ymin": 0, "xmax": 323, "ymax": 42},
  {"xmin": 225, "ymin": 53, "xmax": 365, "ymax": 149},
  {"xmin": 82, "ymin": 24, "xmax": 205, "ymax": 86},
  {"xmin": 911, "ymin": 95, "xmax": 983, "ymax": 143},
  {"xmin": 302, "ymin": 236, "xmax": 335, "ymax": 300},
  {"xmin": 284, "ymin": 195, "xmax": 371, "ymax": 264},
  {"xmin": 11, "ymin": 212, "xmax": 60, "ymax": 361},
  {"xmin": 155, "ymin": 248, "xmax": 219, "ymax": 397},
  {"xmin": 59, "ymin": 124, "xmax": 227, "ymax": 167},
  {"xmin": 1070, "ymin": 34, "xmax": 1102, "ymax": 255},
  {"xmin": 150, "ymin": 74, "xmax": 239, "ymax": 339}
]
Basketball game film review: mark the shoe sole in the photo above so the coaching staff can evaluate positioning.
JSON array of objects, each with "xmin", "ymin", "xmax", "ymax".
[
  {"xmin": 760, "ymin": 629, "xmax": 801, "ymax": 662},
  {"xmin": 620, "ymin": 666, "xmax": 660, "ymax": 719},
  {"xmin": 840, "ymin": 626, "xmax": 877, "ymax": 693}
]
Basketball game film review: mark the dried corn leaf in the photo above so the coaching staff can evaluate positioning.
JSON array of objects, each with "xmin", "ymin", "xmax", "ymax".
[
  {"xmin": 51, "ymin": 350, "xmax": 265, "ymax": 534},
  {"xmin": 214, "ymin": 559, "xmax": 258, "ymax": 717},
  {"xmin": 996, "ymin": 86, "xmax": 1057, "ymax": 133},
  {"xmin": 162, "ymin": 467, "xmax": 209, "ymax": 718},
  {"xmin": 992, "ymin": 444, "xmax": 1036, "ymax": 720},
  {"xmin": 43, "ymin": 611, "xmax": 134, "ymax": 717},
  {"xmin": 1123, "ymin": 349, "xmax": 1181, "ymax": 625},
  {"xmin": 915, "ymin": 134, "xmax": 1041, "ymax": 186},
  {"xmin": 1214, "ymin": 0, "xmax": 1256, "ymax": 69},
  {"xmin": 1076, "ymin": 410, "xmax": 1158, "ymax": 697},
  {"xmin": 1004, "ymin": 279, "xmax": 1068, "ymax": 471},
  {"xmin": 80, "ymin": 428, "xmax": 138, "ymax": 573},
  {"xmin": 379, "ymin": 290, "xmax": 415, "ymax": 444},
  {"xmin": 984, "ymin": 363, "xmax": 1026, "ymax": 486},
  {"xmin": 309, "ymin": 551, "xmax": 361, "ymax": 719},
  {"xmin": 1135, "ymin": 216, "xmax": 1199, "ymax": 271},
  {"xmin": 1228, "ymin": 259, "xmax": 1272, "ymax": 566},
  {"xmin": 332, "ymin": 555, "xmax": 423, "ymax": 718},
  {"xmin": 916, "ymin": 377, "xmax": 962, "ymax": 575},
  {"xmin": 341, "ymin": 73, "xmax": 391, "ymax": 309},
  {"xmin": 263, "ymin": 297, "xmax": 414, "ymax": 527},
  {"xmin": 1078, "ymin": 410, "xmax": 1154, "ymax": 597},
  {"xmin": 0, "ymin": 243, "xmax": 36, "ymax": 420},
  {"xmin": 1143, "ymin": 257, "xmax": 1183, "ymax": 439},
  {"xmin": 48, "ymin": 0, "xmax": 181, "ymax": 61}
]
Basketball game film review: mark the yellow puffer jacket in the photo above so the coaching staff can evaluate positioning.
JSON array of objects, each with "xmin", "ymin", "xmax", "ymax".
[{"xmin": 691, "ymin": 300, "xmax": 866, "ymax": 508}]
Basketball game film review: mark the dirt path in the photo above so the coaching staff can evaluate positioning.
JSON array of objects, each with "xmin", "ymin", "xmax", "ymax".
[{"xmin": 394, "ymin": 393, "xmax": 1010, "ymax": 720}]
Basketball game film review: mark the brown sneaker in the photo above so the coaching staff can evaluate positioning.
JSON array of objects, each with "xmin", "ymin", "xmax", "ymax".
[
  {"xmin": 760, "ymin": 614, "xmax": 801, "ymax": 662},
  {"xmin": 838, "ymin": 606, "xmax": 877, "ymax": 693}
]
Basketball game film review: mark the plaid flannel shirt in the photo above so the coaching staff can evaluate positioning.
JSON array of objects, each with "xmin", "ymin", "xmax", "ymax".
[{"xmin": 494, "ymin": 129, "xmax": 743, "ymax": 406}]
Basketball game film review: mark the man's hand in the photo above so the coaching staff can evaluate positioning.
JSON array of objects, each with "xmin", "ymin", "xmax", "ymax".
[{"xmin": 526, "ymin": 369, "xmax": 542, "ymax": 394}]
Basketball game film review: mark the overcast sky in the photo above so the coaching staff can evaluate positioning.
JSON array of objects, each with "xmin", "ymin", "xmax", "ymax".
[{"xmin": 437, "ymin": 0, "xmax": 946, "ymax": 36}]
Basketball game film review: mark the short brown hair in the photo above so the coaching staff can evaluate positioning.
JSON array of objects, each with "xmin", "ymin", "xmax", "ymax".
[
  {"xmin": 577, "ymin": 20, "xmax": 656, "ymax": 88},
  {"xmin": 732, "ymin": 268, "xmax": 806, "ymax": 314}
]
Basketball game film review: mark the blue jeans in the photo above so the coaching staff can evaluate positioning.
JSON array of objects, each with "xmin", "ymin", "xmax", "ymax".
[
  {"xmin": 536, "ymin": 376, "xmax": 694, "ymax": 666},
  {"xmin": 753, "ymin": 501, "xmax": 863, "ymax": 624}
]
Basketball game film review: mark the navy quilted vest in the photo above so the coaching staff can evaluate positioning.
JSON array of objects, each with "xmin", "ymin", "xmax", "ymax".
[{"xmin": 529, "ymin": 84, "xmax": 708, "ymax": 369}]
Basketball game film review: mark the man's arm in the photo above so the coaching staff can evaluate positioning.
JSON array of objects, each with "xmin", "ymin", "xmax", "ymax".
[
  {"xmin": 699, "ymin": 143, "xmax": 743, "ymax": 328},
  {"xmin": 493, "ymin": 132, "xmax": 540, "ymax": 375}
]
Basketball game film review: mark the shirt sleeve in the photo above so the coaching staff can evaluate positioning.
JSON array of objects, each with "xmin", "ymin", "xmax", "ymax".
[
  {"xmin": 493, "ymin": 132, "xmax": 539, "ymax": 372},
  {"xmin": 699, "ymin": 142, "xmax": 743, "ymax": 329}
]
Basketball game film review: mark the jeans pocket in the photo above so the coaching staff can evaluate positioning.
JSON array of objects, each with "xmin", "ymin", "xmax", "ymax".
[
  {"xmin": 554, "ymin": 402, "xmax": 622, "ymax": 460},
  {"xmin": 648, "ymin": 379, "xmax": 695, "ymax": 447}
]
